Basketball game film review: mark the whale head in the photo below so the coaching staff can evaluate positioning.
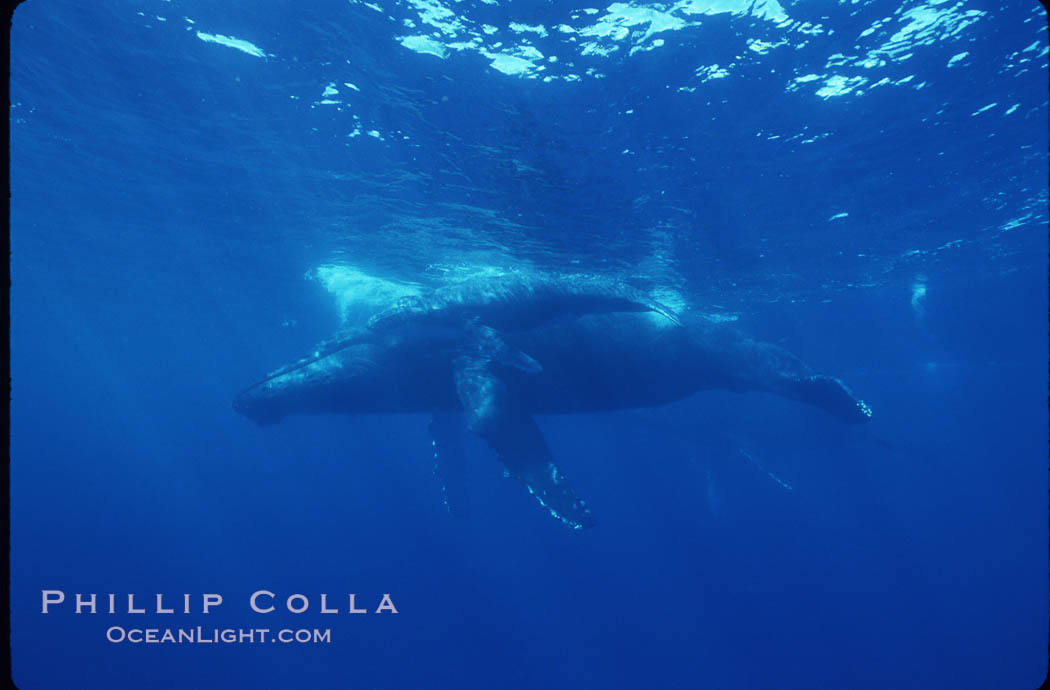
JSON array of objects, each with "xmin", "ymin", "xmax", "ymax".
[
  {"xmin": 232, "ymin": 383, "xmax": 286, "ymax": 425},
  {"xmin": 233, "ymin": 338, "xmax": 452, "ymax": 425},
  {"xmin": 233, "ymin": 340, "xmax": 389, "ymax": 425}
]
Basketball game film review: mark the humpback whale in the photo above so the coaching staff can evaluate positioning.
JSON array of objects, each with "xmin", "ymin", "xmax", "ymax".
[
  {"xmin": 367, "ymin": 272, "xmax": 681, "ymax": 335},
  {"xmin": 365, "ymin": 273, "xmax": 681, "ymax": 374},
  {"xmin": 234, "ymin": 276, "xmax": 871, "ymax": 529}
]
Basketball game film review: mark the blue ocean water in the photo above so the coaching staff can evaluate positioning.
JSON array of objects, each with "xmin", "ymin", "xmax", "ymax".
[{"xmin": 9, "ymin": 0, "xmax": 1048, "ymax": 688}]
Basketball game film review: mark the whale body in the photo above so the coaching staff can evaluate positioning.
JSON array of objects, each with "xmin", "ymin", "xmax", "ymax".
[{"xmin": 234, "ymin": 308, "xmax": 871, "ymax": 529}]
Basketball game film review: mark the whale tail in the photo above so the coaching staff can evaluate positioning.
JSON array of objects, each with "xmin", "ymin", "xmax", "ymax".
[
  {"xmin": 785, "ymin": 375, "xmax": 873, "ymax": 424},
  {"xmin": 717, "ymin": 335, "xmax": 872, "ymax": 424}
]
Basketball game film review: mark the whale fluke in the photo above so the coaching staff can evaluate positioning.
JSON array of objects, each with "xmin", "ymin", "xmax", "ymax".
[
  {"xmin": 786, "ymin": 375, "xmax": 873, "ymax": 424},
  {"xmin": 469, "ymin": 323, "xmax": 542, "ymax": 373}
]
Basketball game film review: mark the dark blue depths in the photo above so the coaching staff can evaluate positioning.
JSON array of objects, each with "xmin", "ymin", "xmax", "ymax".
[{"xmin": 10, "ymin": 0, "xmax": 1048, "ymax": 688}]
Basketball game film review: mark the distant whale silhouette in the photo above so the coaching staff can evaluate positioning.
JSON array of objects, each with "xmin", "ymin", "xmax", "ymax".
[{"xmin": 234, "ymin": 274, "xmax": 871, "ymax": 529}]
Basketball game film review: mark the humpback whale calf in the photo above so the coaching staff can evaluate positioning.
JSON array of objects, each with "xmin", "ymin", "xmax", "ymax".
[
  {"xmin": 234, "ymin": 275, "xmax": 871, "ymax": 529},
  {"xmin": 365, "ymin": 273, "xmax": 681, "ymax": 374},
  {"xmin": 367, "ymin": 272, "xmax": 681, "ymax": 335}
]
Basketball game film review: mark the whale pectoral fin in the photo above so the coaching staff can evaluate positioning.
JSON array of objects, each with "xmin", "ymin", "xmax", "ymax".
[
  {"xmin": 737, "ymin": 448, "xmax": 794, "ymax": 491},
  {"xmin": 428, "ymin": 413, "xmax": 470, "ymax": 519},
  {"xmin": 453, "ymin": 356, "xmax": 595, "ymax": 529},
  {"xmin": 469, "ymin": 323, "xmax": 542, "ymax": 374},
  {"xmin": 788, "ymin": 375, "xmax": 873, "ymax": 424},
  {"xmin": 645, "ymin": 299, "xmax": 682, "ymax": 326},
  {"xmin": 491, "ymin": 415, "xmax": 595, "ymax": 530},
  {"xmin": 612, "ymin": 282, "xmax": 681, "ymax": 326},
  {"xmin": 656, "ymin": 306, "xmax": 682, "ymax": 326},
  {"xmin": 495, "ymin": 347, "xmax": 543, "ymax": 374}
]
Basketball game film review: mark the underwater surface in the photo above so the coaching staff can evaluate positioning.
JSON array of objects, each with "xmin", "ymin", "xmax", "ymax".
[{"xmin": 10, "ymin": 0, "xmax": 1048, "ymax": 687}]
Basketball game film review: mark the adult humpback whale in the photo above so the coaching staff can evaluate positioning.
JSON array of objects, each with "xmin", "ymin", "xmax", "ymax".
[{"xmin": 234, "ymin": 278, "xmax": 871, "ymax": 529}]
